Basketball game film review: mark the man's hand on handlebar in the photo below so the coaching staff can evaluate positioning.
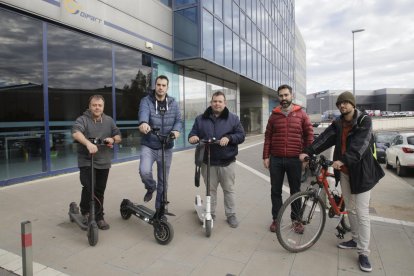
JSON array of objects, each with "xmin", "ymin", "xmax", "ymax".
[
  {"xmin": 138, "ymin": 123, "xmax": 151, "ymax": 134},
  {"xmin": 171, "ymin": 131, "xmax": 180, "ymax": 139},
  {"xmin": 189, "ymin": 135, "xmax": 199, "ymax": 144},
  {"xmin": 299, "ymin": 153, "xmax": 309, "ymax": 162}
]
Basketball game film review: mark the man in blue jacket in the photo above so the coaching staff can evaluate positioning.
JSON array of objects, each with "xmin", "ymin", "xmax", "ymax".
[
  {"xmin": 188, "ymin": 91, "xmax": 245, "ymax": 228},
  {"xmin": 138, "ymin": 75, "xmax": 182, "ymax": 210}
]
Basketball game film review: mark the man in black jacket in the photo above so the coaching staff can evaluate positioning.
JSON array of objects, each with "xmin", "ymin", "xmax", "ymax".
[
  {"xmin": 300, "ymin": 91, "xmax": 384, "ymax": 273},
  {"xmin": 188, "ymin": 91, "xmax": 245, "ymax": 228}
]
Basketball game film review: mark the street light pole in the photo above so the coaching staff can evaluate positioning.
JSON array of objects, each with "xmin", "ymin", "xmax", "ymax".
[
  {"xmin": 352, "ymin": 29, "xmax": 365, "ymax": 97},
  {"xmin": 319, "ymin": 97, "xmax": 324, "ymax": 121}
]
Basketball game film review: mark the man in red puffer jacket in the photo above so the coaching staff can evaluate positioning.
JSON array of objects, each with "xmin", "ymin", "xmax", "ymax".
[{"xmin": 263, "ymin": 84, "xmax": 314, "ymax": 233}]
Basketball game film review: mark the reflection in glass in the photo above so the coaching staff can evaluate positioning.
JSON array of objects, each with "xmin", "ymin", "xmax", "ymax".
[
  {"xmin": 223, "ymin": 0, "xmax": 232, "ymax": 27},
  {"xmin": 174, "ymin": 7, "xmax": 199, "ymax": 59},
  {"xmin": 48, "ymin": 24, "xmax": 113, "ymax": 171},
  {"xmin": 233, "ymin": 34, "xmax": 240, "ymax": 73},
  {"xmin": 184, "ymin": 70, "xmax": 206, "ymax": 146},
  {"xmin": 224, "ymin": 26, "xmax": 233, "ymax": 69},
  {"xmin": 240, "ymin": 39, "xmax": 246, "ymax": 76},
  {"xmin": 202, "ymin": 9, "xmax": 214, "ymax": 60},
  {"xmin": 223, "ymin": 81, "xmax": 237, "ymax": 114},
  {"xmin": 232, "ymin": 2, "xmax": 239, "ymax": 34},
  {"xmin": 214, "ymin": 18, "xmax": 224, "ymax": 65},
  {"xmin": 0, "ymin": 9, "xmax": 45, "ymax": 182},
  {"xmin": 175, "ymin": 0, "xmax": 197, "ymax": 7},
  {"xmin": 115, "ymin": 46, "xmax": 152, "ymax": 159},
  {"xmin": 214, "ymin": 0, "xmax": 223, "ymax": 18}
]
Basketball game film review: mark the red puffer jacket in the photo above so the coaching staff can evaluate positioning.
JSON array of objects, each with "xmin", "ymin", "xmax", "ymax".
[{"xmin": 263, "ymin": 104, "xmax": 314, "ymax": 159}]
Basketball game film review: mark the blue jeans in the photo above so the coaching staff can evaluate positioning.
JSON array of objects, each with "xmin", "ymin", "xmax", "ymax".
[
  {"xmin": 269, "ymin": 156, "xmax": 302, "ymax": 220},
  {"xmin": 139, "ymin": 145, "xmax": 173, "ymax": 209}
]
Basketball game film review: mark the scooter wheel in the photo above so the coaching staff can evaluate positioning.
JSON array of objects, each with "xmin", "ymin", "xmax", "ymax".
[
  {"xmin": 87, "ymin": 222, "xmax": 99, "ymax": 246},
  {"xmin": 205, "ymin": 219, "xmax": 212, "ymax": 237},
  {"xmin": 154, "ymin": 221, "xmax": 174, "ymax": 245},
  {"xmin": 120, "ymin": 200, "xmax": 132, "ymax": 220}
]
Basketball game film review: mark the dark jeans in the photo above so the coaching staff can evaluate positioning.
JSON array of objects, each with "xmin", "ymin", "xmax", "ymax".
[
  {"xmin": 79, "ymin": 167, "xmax": 109, "ymax": 221},
  {"xmin": 269, "ymin": 156, "xmax": 302, "ymax": 220}
]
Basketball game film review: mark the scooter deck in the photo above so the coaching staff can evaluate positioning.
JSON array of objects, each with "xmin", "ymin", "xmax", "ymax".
[
  {"xmin": 68, "ymin": 212, "xmax": 88, "ymax": 231},
  {"xmin": 127, "ymin": 203, "xmax": 155, "ymax": 219}
]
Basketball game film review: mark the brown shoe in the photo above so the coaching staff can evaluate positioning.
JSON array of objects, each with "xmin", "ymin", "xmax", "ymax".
[
  {"xmin": 269, "ymin": 220, "xmax": 277, "ymax": 232},
  {"xmin": 97, "ymin": 219, "xmax": 110, "ymax": 230},
  {"xmin": 292, "ymin": 221, "xmax": 304, "ymax": 234}
]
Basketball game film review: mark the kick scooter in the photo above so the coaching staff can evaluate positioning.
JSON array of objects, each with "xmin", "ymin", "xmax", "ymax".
[
  {"xmin": 194, "ymin": 138, "xmax": 219, "ymax": 237},
  {"xmin": 69, "ymin": 138, "xmax": 109, "ymax": 246},
  {"xmin": 120, "ymin": 128, "xmax": 175, "ymax": 245}
]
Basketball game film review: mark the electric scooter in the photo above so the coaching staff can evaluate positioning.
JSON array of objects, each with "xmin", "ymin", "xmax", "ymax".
[
  {"xmin": 120, "ymin": 128, "xmax": 175, "ymax": 245},
  {"xmin": 194, "ymin": 138, "xmax": 219, "ymax": 237},
  {"xmin": 69, "ymin": 138, "xmax": 109, "ymax": 246}
]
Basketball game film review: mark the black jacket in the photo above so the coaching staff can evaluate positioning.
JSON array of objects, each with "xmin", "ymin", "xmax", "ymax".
[
  {"xmin": 188, "ymin": 107, "xmax": 245, "ymax": 166},
  {"xmin": 304, "ymin": 109, "xmax": 384, "ymax": 194}
]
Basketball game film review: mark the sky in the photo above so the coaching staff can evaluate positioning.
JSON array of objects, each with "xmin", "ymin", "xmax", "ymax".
[{"xmin": 295, "ymin": 0, "xmax": 414, "ymax": 94}]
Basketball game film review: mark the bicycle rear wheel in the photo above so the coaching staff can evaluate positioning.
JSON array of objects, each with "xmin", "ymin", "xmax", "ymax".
[{"xmin": 276, "ymin": 190, "xmax": 327, "ymax": 253}]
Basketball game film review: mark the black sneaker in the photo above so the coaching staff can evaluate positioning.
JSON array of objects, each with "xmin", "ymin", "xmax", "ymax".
[
  {"xmin": 359, "ymin": 254, "xmax": 372, "ymax": 272},
  {"xmin": 144, "ymin": 189, "xmax": 154, "ymax": 202},
  {"xmin": 337, "ymin": 239, "xmax": 357, "ymax": 249}
]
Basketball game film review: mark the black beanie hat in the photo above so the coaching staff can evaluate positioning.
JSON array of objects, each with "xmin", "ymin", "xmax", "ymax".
[{"xmin": 336, "ymin": 91, "xmax": 355, "ymax": 107}]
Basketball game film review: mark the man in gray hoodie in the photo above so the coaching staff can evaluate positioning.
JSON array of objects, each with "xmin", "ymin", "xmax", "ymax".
[{"xmin": 72, "ymin": 94, "xmax": 121, "ymax": 230}]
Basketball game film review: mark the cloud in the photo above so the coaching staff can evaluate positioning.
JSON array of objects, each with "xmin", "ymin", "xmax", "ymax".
[{"xmin": 295, "ymin": 0, "xmax": 414, "ymax": 93}]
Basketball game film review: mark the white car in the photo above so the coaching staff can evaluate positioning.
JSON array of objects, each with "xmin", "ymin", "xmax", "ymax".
[{"xmin": 385, "ymin": 132, "xmax": 414, "ymax": 176}]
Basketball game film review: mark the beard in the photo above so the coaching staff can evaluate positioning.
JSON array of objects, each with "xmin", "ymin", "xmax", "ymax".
[
  {"xmin": 340, "ymin": 109, "xmax": 352, "ymax": 116},
  {"xmin": 281, "ymin": 100, "xmax": 292, "ymax": 108}
]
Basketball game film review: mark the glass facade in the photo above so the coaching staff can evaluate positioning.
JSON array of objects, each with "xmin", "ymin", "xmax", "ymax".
[
  {"xmin": 0, "ymin": 6, "xmax": 238, "ymax": 185},
  {"xmin": 175, "ymin": 0, "xmax": 296, "ymax": 91}
]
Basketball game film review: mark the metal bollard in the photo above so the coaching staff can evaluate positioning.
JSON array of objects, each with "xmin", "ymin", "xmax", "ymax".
[{"xmin": 21, "ymin": 221, "xmax": 33, "ymax": 276}]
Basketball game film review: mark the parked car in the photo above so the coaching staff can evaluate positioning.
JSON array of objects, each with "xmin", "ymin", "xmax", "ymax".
[
  {"xmin": 374, "ymin": 131, "xmax": 399, "ymax": 163},
  {"xmin": 385, "ymin": 132, "xmax": 414, "ymax": 176},
  {"xmin": 380, "ymin": 111, "xmax": 395, "ymax": 117}
]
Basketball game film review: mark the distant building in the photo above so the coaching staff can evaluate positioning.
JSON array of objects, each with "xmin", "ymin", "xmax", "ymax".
[{"xmin": 307, "ymin": 88, "xmax": 414, "ymax": 115}]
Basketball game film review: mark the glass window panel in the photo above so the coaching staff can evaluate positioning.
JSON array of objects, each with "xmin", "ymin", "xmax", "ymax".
[
  {"xmin": 202, "ymin": 0, "xmax": 213, "ymax": 11},
  {"xmin": 214, "ymin": 0, "xmax": 223, "ymax": 18},
  {"xmin": 232, "ymin": 34, "xmax": 240, "ymax": 72},
  {"xmin": 184, "ymin": 69, "xmax": 206, "ymax": 146},
  {"xmin": 232, "ymin": 2, "xmax": 239, "ymax": 34},
  {"xmin": 246, "ymin": 18, "xmax": 251, "ymax": 45},
  {"xmin": 202, "ymin": 9, "xmax": 214, "ymax": 60},
  {"xmin": 240, "ymin": 0, "xmax": 246, "ymax": 11},
  {"xmin": 214, "ymin": 18, "xmax": 224, "ymax": 65},
  {"xmin": 223, "ymin": 0, "xmax": 232, "ymax": 27},
  {"xmin": 0, "ymin": 9, "xmax": 45, "ymax": 181},
  {"xmin": 253, "ymin": 49, "xmax": 257, "ymax": 81},
  {"xmin": 246, "ymin": 0, "xmax": 251, "ymax": 18},
  {"xmin": 206, "ymin": 75, "xmax": 223, "ymax": 100},
  {"xmin": 252, "ymin": 24, "xmax": 257, "ymax": 49},
  {"xmin": 224, "ymin": 26, "xmax": 233, "ymax": 68},
  {"xmin": 114, "ymin": 46, "xmax": 152, "ymax": 159},
  {"xmin": 240, "ymin": 39, "xmax": 246, "ymax": 76},
  {"xmin": 48, "ymin": 24, "xmax": 113, "ymax": 171},
  {"xmin": 240, "ymin": 11, "xmax": 245, "ymax": 39},
  {"xmin": 174, "ymin": 7, "xmax": 199, "ymax": 59},
  {"xmin": 176, "ymin": 0, "xmax": 197, "ymax": 7},
  {"xmin": 247, "ymin": 44, "xmax": 252, "ymax": 79},
  {"xmin": 223, "ymin": 81, "xmax": 237, "ymax": 113},
  {"xmin": 252, "ymin": 0, "xmax": 257, "ymax": 23}
]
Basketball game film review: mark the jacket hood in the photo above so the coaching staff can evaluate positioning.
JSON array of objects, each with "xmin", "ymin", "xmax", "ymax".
[
  {"xmin": 202, "ymin": 106, "xmax": 230, "ymax": 119},
  {"xmin": 272, "ymin": 103, "xmax": 303, "ymax": 114}
]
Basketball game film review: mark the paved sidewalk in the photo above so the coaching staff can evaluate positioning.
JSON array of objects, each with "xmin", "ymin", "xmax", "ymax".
[{"xmin": 1, "ymin": 135, "xmax": 414, "ymax": 275}]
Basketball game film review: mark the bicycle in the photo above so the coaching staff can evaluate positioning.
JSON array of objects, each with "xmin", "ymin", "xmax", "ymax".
[{"xmin": 276, "ymin": 154, "xmax": 351, "ymax": 253}]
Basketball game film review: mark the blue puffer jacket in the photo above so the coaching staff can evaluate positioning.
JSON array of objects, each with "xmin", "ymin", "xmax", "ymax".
[
  {"xmin": 188, "ymin": 107, "xmax": 245, "ymax": 166},
  {"xmin": 138, "ymin": 91, "xmax": 182, "ymax": 149}
]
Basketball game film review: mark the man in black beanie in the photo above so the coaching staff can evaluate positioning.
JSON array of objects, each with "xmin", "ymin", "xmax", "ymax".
[{"xmin": 300, "ymin": 91, "xmax": 384, "ymax": 272}]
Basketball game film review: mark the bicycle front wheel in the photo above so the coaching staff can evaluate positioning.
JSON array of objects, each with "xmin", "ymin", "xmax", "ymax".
[{"xmin": 276, "ymin": 191, "xmax": 327, "ymax": 253}]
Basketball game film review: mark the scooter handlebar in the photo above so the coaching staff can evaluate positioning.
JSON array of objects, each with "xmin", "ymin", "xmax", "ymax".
[{"xmin": 199, "ymin": 138, "xmax": 220, "ymax": 145}]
